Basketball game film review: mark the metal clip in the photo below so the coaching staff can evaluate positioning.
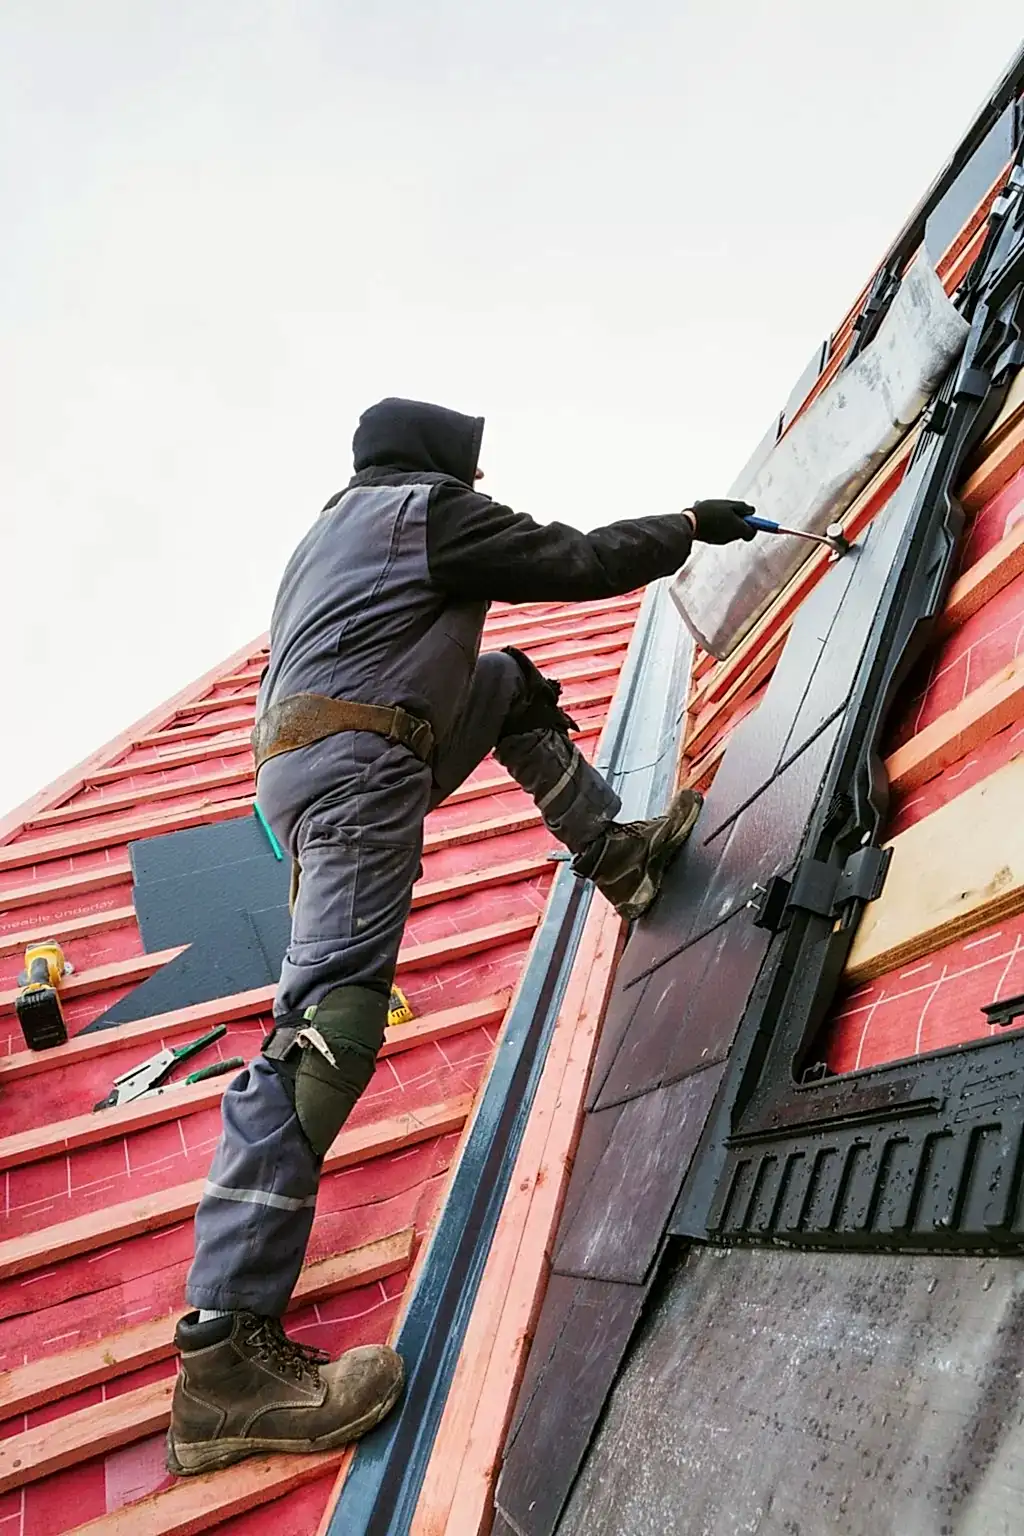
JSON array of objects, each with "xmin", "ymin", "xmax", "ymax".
[
  {"xmin": 296, "ymin": 1026, "xmax": 339, "ymax": 1069},
  {"xmin": 748, "ymin": 847, "xmax": 891, "ymax": 933}
]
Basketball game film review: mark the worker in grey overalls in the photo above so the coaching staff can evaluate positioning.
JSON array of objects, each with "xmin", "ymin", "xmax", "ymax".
[{"xmin": 167, "ymin": 399, "xmax": 756, "ymax": 1475}]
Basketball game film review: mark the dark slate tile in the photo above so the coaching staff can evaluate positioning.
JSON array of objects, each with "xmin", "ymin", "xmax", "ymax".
[
  {"xmin": 609, "ymin": 814, "xmax": 723, "ymax": 995},
  {"xmin": 88, "ymin": 907, "xmax": 279, "ymax": 1028},
  {"xmin": 593, "ymin": 921, "xmax": 724, "ymax": 1109},
  {"xmin": 497, "ymin": 1275, "xmax": 649, "ymax": 1536},
  {"xmin": 85, "ymin": 815, "xmax": 290, "ymax": 1029},
  {"xmin": 585, "ymin": 974, "xmax": 649, "ymax": 1111},
  {"xmin": 557, "ymin": 1103, "xmax": 625, "ymax": 1238},
  {"xmin": 134, "ymin": 856, "xmax": 290, "ymax": 952},
  {"xmin": 698, "ymin": 553, "xmax": 856, "ymax": 842},
  {"xmin": 504, "ymin": 1272, "xmax": 581, "ymax": 1452},
  {"xmin": 129, "ymin": 815, "xmax": 269, "ymax": 884},
  {"xmin": 595, "ymin": 909, "xmax": 773, "ymax": 1110},
  {"xmin": 552, "ymin": 1065, "xmax": 725, "ymax": 1284},
  {"xmin": 662, "ymin": 912, "xmax": 772, "ymax": 1087},
  {"xmin": 614, "ymin": 713, "xmax": 842, "ymax": 1021},
  {"xmin": 688, "ymin": 712, "xmax": 842, "ymax": 945},
  {"xmin": 780, "ymin": 486, "xmax": 912, "ymax": 763}
]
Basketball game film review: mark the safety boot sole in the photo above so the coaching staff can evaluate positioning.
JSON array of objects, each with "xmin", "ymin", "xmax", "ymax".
[
  {"xmin": 616, "ymin": 788, "xmax": 704, "ymax": 922},
  {"xmin": 165, "ymin": 1364, "xmax": 405, "ymax": 1476}
]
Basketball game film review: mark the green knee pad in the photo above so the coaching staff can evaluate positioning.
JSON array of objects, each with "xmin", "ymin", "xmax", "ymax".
[{"xmin": 293, "ymin": 985, "xmax": 389, "ymax": 1158}]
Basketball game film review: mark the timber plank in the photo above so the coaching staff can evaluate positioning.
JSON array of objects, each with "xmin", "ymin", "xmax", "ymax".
[
  {"xmin": 0, "ymin": 798, "xmax": 253, "ymax": 873},
  {"xmin": 424, "ymin": 808, "xmax": 543, "ymax": 854},
  {"xmin": 961, "ymin": 370, "xmax": 1024, "ymax": 512},
  {"xmin": 0, "ymin": 972, "xmax": 509, "ymax": 1088},
  {"xmin": 0, "ymin": 904, "xmax": 136, "ymax": 960},
  {"xmin": 87, "ymin": 735, "xmax": 251, "ymax": 783},
  {"xmin": 0, "ymin": 1231, "xmax": 414, "ymax": 1420},
  {"xmin": 0, "ymin": 1095, "xmax": 472, "ymax": 1279},
  {"xmin": 0, "ymin": 994, "xmax": 504, "ymax": 1170},
  {"xmin": 885, "ymin": 654, "xmax": 1024, "ymax": 794},
  {"xmin": 28, "ymin": 765, "xmax": 254, "ymax": 829},
  {"xmin": 0, "ymin": 988, "xmax": 276, "ymax": 1084},
  {"xmin": 69, "ymin": 1450, "xmax": 342, "ymax": 1534},
  {"xmin": 409, "ymin": 898, "xmax": 623, "ymax": 1536},
  {"xmin": 0, "ymin": 636, "xmax": 264, "ymax": 848},
  {"xmin": 0, "ymin": 1377, "xmax": 173, "ymax": 1494},
  {"xmin": 0, "ymin": 860, "xmax": 132, "ymax": 914},
  {"xmin": 139, "ymin": 715, "xmax": 254, "ymax": 748},
  {"xmin": 942, "ymin": 514, "xmax": 1024, "ymax": 631},
  {"xmin": 846, "ymin": 754, "xmax": 1024, "ymax": 983}
]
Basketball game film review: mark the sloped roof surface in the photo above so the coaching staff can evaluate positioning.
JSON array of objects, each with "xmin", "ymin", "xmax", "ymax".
[
  {"xmin": 494, "ymin": 95, "xmax": 1024, "ymax": 1535},
  {"xmin": 0, "ymin": 592, "xmax": 639, "ymax": 1535}
]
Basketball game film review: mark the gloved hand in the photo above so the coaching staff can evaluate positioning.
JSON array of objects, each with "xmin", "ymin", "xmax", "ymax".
[{"xmin": 682, "ymin": 499, "xmax": 758, "ymax": 545}]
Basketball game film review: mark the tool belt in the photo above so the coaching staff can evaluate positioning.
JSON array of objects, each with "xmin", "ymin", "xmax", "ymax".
[
  {"xmin": 251, "ymin": 692, "xmax": 435, "ymax": 775},
  {"xmin": 253, "ymin": 694, "xmax": 434, "ymax": 916}
]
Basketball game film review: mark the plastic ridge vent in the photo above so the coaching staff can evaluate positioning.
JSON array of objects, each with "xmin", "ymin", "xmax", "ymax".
[{"xmin": 673, "ymin": 141, "xmax": 1024, "ymax": 1256}]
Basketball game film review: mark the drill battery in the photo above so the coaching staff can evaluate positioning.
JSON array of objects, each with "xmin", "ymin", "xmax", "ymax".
[{"xmin": 15, "ymin": 941, "xmax": 70, "ymax": 1050}]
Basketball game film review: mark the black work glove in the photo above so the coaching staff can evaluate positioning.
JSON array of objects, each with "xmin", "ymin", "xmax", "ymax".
[{"xmin": 683, "ymin": 499, "xmax": 758, "ymax": 545}]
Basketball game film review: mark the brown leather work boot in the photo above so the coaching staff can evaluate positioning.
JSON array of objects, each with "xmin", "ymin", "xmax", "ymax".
[
  {"xmin": 573, "ymin": 788, "xmax": 703, "ymax": 922},
  {"xmin": 166, "ymin": 1311, "xmax": 404, "ymax": 1475}
]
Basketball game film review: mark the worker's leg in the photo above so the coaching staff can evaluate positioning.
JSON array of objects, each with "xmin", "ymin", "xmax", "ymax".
[
  {"xmin": 434, "ymin": 646, "xmax": 702, "ymax": 921},
  {"xmin": 171, "ymin": 734, "xmax": 422, "ymax": 1473},
  {"xmin": 185, "ymin": 733, "xmax": 429, "ymax": 1316},
  {"xmin": 431, "ymin": 647, "xmax": 620, "ymax": 848}
]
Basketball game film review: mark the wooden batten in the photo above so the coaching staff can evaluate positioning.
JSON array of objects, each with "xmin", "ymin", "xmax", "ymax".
[{"xmin": 846, "ymin": 754, "xmax": 1024, "ymax": 983}]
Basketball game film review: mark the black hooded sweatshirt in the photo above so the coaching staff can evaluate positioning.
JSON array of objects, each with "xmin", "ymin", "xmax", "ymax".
[
  {"xmin": 340, "ymin": 397, "xmax": 694, "ymax": 603},
  {"xmin": 259, "ymin": 398, "xmax": 695, "ymax": 740}
]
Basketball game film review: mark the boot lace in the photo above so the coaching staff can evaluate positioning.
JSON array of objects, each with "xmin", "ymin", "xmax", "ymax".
[{"xmin": 242, "ymin": 1315, "xmax": 330, "ymax": 1383}]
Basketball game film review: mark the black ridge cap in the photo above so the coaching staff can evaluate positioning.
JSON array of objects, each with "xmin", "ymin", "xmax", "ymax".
[
  {"xmin": 672, "ymin": 157, "xmax": 1024, "ymax": 1255},
  {"xmin": 324, "ymin": 580, "xmax": 693, "ymax": 1536}
]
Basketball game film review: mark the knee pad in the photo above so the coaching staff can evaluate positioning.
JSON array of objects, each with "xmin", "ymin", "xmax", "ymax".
[
  {"xmin": 498, "ymin": 647, "xmax": 579, "ymax": 741},
  {"xmin": 265, "ymin": 986, "xmax": 389, "ymax": 1159}
]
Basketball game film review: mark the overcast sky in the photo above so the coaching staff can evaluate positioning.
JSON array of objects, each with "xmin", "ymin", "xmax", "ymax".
[{"xmin": 2, "ymin": 2, "xmax": 1022, "ymax": 816}]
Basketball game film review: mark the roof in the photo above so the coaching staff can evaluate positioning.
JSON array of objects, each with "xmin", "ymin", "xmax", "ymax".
[
  {"xmin": 476, "ymin": 65, "xmax": 1024, "ymax": 1536},
  {"xmin": 0, "ymin": 591, "xmax": 640, "ymax": 1535}
]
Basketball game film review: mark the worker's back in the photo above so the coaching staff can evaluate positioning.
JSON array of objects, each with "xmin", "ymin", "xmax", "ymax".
[{"xmin": 259, "ymin": 475, "xmax": 488, "ymax": 743}]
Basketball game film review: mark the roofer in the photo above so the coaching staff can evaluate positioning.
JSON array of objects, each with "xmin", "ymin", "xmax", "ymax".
[{"xmin": 166, "ymin": 398, "xmax": 757, "ymax": 1475}]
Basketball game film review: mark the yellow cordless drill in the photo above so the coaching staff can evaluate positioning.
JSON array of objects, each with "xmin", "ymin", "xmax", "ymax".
[{"xmin": 16, "ymin": 940, "xmax": 71, "ymax": 1049}]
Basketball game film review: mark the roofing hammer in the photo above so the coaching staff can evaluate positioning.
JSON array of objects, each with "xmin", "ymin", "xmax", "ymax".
[{"xmin": 743, "ymin": 515, "xmax": 851, "ymax": 560}]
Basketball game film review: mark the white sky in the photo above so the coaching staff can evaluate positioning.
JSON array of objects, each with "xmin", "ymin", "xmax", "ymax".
[{"xmin": 2, "ymin": 2, "xmax": 1022, "ymax": 816}]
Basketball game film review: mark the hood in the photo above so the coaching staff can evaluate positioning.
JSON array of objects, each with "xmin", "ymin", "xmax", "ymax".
[{"xmin": 352, "ymin": 397, "xmax": 485, "ymax": 485}]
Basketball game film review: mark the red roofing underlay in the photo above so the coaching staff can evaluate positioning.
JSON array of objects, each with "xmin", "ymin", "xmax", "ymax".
[{"xmin": 0, "ymin": 592, "xmax": 640, "ymax": 1536}]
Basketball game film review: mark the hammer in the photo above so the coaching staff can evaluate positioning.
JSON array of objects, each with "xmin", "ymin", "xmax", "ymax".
[{"xmin": 742, "ymin": 515, "xmax": 851, "ymax": 560}]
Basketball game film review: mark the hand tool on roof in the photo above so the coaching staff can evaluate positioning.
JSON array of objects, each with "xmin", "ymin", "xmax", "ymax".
[
  {"xmin": 15, "ymin": 941, "xmax": 73, "ymax": 1051},
  {"xmin": 93, "ymin": 1024, "xmax": 239, "ymax": 1110},
  {"xmin": 742, "ymin": 515, "xmax": 852, "ymax": 560}
]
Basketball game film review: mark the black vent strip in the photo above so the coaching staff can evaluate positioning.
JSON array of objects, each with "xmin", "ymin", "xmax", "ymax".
[
  {"xmin": 845, "ymin": 44, "xmax": 1024, "ymax": 362},
  {"xmin": 324, "ymin": 582, "xmax": 693, "ymax": 1536},
  {"xmin": 673, "ymin": 152, "xmax": 1024, "ymax": 1257}
]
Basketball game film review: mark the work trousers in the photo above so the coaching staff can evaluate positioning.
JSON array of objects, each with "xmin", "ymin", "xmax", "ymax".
[{"xmin": 186, "ymin": 651, "xmax": 620, "ymax": 1314}]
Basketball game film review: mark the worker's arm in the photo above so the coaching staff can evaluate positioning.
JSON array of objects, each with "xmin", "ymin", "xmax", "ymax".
[{"xmin": 426, "ymin": 484, "xmax": 755, "ymax": 603}]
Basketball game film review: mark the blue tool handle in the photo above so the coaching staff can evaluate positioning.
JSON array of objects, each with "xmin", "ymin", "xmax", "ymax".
[{"xmin": 743, "ymin": 515, "xmax": 781, "ymax": 534}]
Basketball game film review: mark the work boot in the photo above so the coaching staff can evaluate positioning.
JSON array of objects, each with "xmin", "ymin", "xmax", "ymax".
[
  {"xmin": 573, "ymin": 788, "xmax": 703, "ymax": 922},
  {"xmin": 166, "ymin": 1311, "xmax": 405, "ymax": 1475}
]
